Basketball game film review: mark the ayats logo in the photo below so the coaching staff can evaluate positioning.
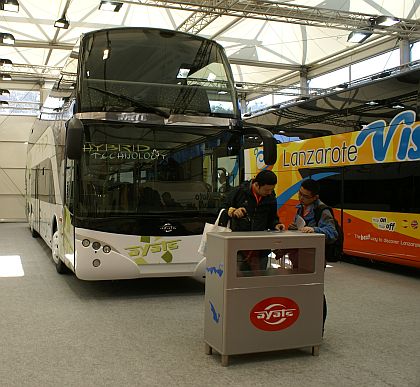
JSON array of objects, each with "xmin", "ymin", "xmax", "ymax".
[
  {"xmin": 124, "ymin": 236, "xmax": 181, "ymax": 264},
  {"xmin": 250, "ymin": 297, "xmax": 300, "ymax": 331}
]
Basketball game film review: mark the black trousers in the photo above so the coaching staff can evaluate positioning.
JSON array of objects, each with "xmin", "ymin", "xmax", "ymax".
[{"xmin": 237, "ymin": 250, "xmax": 269, "ymax": 273}]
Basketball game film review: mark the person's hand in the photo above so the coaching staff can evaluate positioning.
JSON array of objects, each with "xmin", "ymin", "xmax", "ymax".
[
  {"xmin": 275, "ymin": 223, "xmax": 285, "ymax": 231},
  {"xmin": 233, "ymin": 207, "xmax": 247, "ymax": 218},
  {"xmin": 288, "ymin": 223, "xmax": 298, "ymax": 230},
  {"xmin": 301, "ymin": 226, "xmax": 314, "ymax": 233}
]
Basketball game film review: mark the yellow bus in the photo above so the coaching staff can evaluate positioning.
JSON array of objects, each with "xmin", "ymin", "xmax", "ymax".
[{"xmin": 245, "ymin": 110, "xmax": 420, "ymax": 268}]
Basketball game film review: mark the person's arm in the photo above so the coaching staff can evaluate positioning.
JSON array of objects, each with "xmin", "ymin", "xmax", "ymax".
[
  {"xmin": 288, "ymin": 207, "xmax": 301, "ymax": 230},
  {"xmin": 218, "ymin": 187, "xmax": 243, "ymax": 226},
  {"xmin": 313, "ymin": 209, "xmax": 338, "ymax": 242},
  {"xmin": 274, "ymin": 223, "xmax": 285, "ymax": 231},
  {"xmin": 288, "ymin": 222, "xmax": 298, "ymax": 230},
  {"xmin": 221, "ymin": 187, "xmax": 237, "ymax": 210},
  {"xmin": 221, "ymin": 187, "xmax": 248, "ymax": 219},
  {"xmin": 268, "ymin": 200, "xmax": 285, "ymax": 230}
]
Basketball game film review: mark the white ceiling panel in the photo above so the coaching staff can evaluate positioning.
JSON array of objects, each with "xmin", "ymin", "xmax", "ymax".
[{"xmin": 231, "ymin": 64, "xmax": 290, "ymax": 84}]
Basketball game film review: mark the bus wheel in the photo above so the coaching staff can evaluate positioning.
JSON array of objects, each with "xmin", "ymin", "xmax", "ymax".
[
  {"xmin": 30, "ymin": 222, "xmax": 39, "ymax": 238},
  {"xmin": 52, "ymin": 230, "xmax": 68, "ymax": 274}
]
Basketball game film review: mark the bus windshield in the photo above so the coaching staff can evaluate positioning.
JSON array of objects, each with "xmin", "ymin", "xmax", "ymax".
[
  {"xmin": 75, "ymin": 122, "xmax": 240, "ymax": 219},
  {"xmin": 78, "ymin": 28, "xmax": 237, "ymax": 118}
]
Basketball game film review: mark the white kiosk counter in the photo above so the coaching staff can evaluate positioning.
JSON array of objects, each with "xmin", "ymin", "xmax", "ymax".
[{"xmin": 204, "ymin": 231, "xmax": 325, "ymax": 366}]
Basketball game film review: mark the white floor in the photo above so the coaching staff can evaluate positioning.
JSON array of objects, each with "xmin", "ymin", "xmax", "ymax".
[{"xmin": 0, "ymin": 223, "xmax": 419, "ymax": 387}]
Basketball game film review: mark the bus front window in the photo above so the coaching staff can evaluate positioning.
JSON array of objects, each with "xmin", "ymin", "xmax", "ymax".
[{"xmin": 75, "ymin": 122, "xmax": 240, "ymax": 219}]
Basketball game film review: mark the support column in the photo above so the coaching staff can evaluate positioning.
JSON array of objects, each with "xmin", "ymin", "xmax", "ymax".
[
  {"xmin": 300, "ymin": 66, "xmax": 309, "ymax": 97},
  {"xmin": 399, "ymin": 39, "xmax": 411, "ymax": 66},
  {"xmin": 39, "ymin": 81, "xmax": 54, "ymax": 109},
  {"xmin": 239, "ymin": 93, "xmax": 247, "ymax": 116}
]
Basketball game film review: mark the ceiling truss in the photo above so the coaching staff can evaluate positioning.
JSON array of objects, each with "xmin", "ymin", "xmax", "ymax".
[
  {"xmin": 125, "ymin": 0, "xmax": 420, "ymax": 37},
  {"xmin": 1, "ymin": 1, "xmax": 420, "ymax": 95}
]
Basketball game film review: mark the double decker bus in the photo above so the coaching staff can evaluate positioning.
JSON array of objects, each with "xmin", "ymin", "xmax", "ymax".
[
  {"xmin": 26, "ymin": 27, "xmax": 276, "ymax": 280},
  {"xmin": 245, "ymin": 110, "xmax": 420, "ymax": 268}
]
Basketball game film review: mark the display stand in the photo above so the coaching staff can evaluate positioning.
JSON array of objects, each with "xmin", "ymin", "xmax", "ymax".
[{"xmin": 204, "ymin": 231, "xmax": 325, "ymax": 366}]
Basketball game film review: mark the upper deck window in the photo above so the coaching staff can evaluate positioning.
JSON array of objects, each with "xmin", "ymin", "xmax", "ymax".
[{"xmin": 78, "ymin": 28, "xmax": 238, "ymax": 118}]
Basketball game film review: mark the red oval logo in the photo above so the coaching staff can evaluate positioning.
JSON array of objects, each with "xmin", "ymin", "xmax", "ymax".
[{"xmin": 250, "ymin": 297, "xmax": 300, "ymax": 331}]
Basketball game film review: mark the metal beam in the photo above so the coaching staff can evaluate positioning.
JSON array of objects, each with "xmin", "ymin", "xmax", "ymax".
[
  {"xmin": 0, "ymin": 15, "xmax": 127, "ymax": 36},
  {"xmin": 0, "ymin": 60, "xmax": 65, "ymax": 82},
  {"xmin": 229, "ymin": 58, "xmax": 301, "ymax": 71},
  {"xmin": 0, "ymin": 40, "xmax": 74, "ymax": 51},
  {"xmin": 122, "ymin": 0, "xmax": 420, "ymax": 38},
  {"xmin": 235, "ymin": 81, "xmax": 322, "ymax": 96},
  {"xmin": 177, "ymin": 0, "xmax": 241, "ymax": 33},
  {"xmin": 3, "ymin": 1, "xmax": 419, "ymax": 38}
]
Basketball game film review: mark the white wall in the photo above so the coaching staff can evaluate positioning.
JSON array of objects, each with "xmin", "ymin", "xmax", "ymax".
[{"xmin": 0, "ymin": 115, "xmax": 36, "ymax": 221}]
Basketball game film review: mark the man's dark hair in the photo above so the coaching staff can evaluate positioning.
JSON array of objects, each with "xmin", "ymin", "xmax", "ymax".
[
  {"xmin": 254, "ymin": 170, "xmax": 277, "ymax": 186},
  {"xmin": 301, "ymin": 179, "xmax": 320, "ymax": 196}
]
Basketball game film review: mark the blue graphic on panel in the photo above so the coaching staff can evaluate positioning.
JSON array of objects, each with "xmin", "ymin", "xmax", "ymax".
[
  {"xmin": 209, "ymin": 301, "xmax": 220, "ymax": 323},
  {"xmin": 276, "ymin": 172, "xmax": 340, "ymax": 208},
  {"xmin": 355, "ymin": 110, "xmax": 419, "ymax": 161},
  {"xmin": 206, "ymin": 264, "xmax": 224, "ymax": 278},
  {"xmin": 255, "ymin": 148, "xmax": 270, "ymax": 169}
]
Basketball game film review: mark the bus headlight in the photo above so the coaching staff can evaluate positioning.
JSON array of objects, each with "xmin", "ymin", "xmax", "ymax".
[
  {"xmin": 92, "ymin": 259, "xmax": 101, "ymax": 267},
  {"xmin": 92, "ymin": 241, "xmax": 101, "ymax": 250},
  {"xmin": 82, "ymin": 239, "xmax": 90, "ymax": 247},
  {"xmin": 103, "ymin": 245, "xmax": 111, "ymax": 254}
]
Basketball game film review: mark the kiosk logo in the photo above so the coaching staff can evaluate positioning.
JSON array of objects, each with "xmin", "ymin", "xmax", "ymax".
[{"xmin": 250, "ymin": 297, "xmax": 300, "ymax": 331}]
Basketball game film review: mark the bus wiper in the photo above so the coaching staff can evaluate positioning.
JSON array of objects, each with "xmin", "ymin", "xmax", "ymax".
[{"xmin": 88, "ymin": 86, "xmax": 170, "ymax": 118}]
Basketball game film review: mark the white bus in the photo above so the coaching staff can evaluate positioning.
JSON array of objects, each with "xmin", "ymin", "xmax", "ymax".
[{"xmin": 26, "ymin": 27, "xmax": 276, "ymax": 281}]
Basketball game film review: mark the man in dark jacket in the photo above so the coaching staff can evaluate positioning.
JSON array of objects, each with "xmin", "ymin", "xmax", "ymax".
[{"xmin": 222, "ymin": 170, "xmax": 285, "ymax": 272}]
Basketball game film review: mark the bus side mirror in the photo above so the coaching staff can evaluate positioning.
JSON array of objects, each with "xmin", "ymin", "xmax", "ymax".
[
  {"xmin": 244, "ymin": 126, "xmax": 277, "ymax": 165},
  {"xmin": 65, "ymin": 117, "xmax": 84, "ymax": 160}
]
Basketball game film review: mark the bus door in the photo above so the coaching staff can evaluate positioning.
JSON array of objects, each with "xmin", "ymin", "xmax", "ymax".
[
  {"xmin": 31, "ymin": 167, "xmax": 41, "ymax": 234},
  {"xmin": 63, "ymin": 159, "xmax": 76, "ymax": 270},
  {"xmin": 38, "ymin": 165, "xmax": 48, "ymax": 240}
]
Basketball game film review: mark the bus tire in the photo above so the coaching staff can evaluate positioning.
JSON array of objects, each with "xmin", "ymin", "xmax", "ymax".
[
  {"xmin": 52, "ymin": 230, "xmax": 69, "ymax": 274},
  {"xmin": 29, "ymin": 212, "xmax": 39, "ymax": 238},
  {"xmin": 30, "ymin": 223, "xmax": 39, "ymax": 238},
  {"xmin": 56, "ymin": 258, "xmax": 69, "ymax": 274}
]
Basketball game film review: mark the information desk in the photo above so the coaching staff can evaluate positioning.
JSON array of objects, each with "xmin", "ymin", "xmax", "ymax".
[{"xmin": 204, "ymin": 231, "xmax": 325, "ymax": 366}]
